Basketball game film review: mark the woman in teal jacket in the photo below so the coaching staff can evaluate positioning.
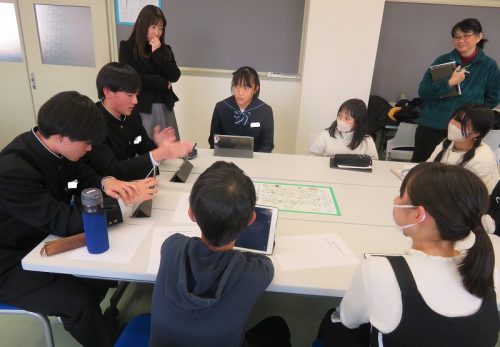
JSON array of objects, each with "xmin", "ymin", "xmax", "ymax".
[{"xmin": 412, "ymin": 18, "xmax": 500, "ymax": 162}]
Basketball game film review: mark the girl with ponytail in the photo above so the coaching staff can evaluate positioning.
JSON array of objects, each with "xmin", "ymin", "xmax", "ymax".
[
  {"xmin": 317, "ymin": 163, "xmax": 500, "ymax": 346},
  {"xmin": 429, "ymin": 103, "xmax": 498, "ymax": 193}
]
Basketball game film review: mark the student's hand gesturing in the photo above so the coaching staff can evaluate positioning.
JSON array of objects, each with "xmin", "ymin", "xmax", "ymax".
[{"xmin": 153, "ymin": 126, "xmax": 176, "ymax": 146}]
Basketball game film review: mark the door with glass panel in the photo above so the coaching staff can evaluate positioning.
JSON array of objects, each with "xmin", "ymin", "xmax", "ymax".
[
  {"xmin": 17, "ymin": 0, "xmax": 110, "ymax": 112},
  {"xmin": 0, "ymin": 1, "xmax": 36, "ymax": 147}
]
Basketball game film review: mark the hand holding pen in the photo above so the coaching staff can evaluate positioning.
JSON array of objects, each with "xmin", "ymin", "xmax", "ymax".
[
  {"xmin": 186, "ymin": 143, "xmax": 198, "ymax": 160},
  {"xmin": 460, "ymin": 63, "xmax": 471, "ymax": 74},
  {"xmin": 135, "ymin": 177, "xmax": 159, "ymax": 201},
  {"xmin": 449, "ymin": 64, "xmax": 468, "ymax": 87}
]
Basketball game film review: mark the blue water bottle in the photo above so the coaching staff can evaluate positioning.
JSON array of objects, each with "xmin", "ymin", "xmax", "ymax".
[{"xmin": 81, "ymin": 188, "xmax": 109, "ymax": 254}]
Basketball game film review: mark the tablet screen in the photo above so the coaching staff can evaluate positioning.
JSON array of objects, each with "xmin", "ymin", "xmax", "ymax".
[{"xmin": 234, "ymin": 205, "xmax": 278, "ymax": 254}]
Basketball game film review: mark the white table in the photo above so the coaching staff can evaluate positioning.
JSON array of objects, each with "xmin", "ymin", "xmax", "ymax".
[
  {"xmin": 23, "ymin": 150, "xmax": 413, "ymax": 297},
  {"xmin": 160, "ymin": 148, "xmax": 404, "ymax": 188}
]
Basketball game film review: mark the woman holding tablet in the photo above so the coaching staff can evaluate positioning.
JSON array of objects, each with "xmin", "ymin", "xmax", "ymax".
[
  {"xmin": 317, "ymin": 162, "xmax": 499, "ymax": 346},
  {"xmin": 412, "ymin": 18, "xmax": 500, "ymax": 162},
  {"xmin": 208, "ymin": 66, "xmax": 274, "ymax": 153},
  {"xmin": 310, "ymin": 99, "xmax": 378, "ymax": 159}
]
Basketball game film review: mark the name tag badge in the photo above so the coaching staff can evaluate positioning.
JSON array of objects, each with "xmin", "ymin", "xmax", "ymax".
[
  {"xmin": 133, "ymin": 135, "xmax": 142, "ymax": 144},
  {"xmin": 67, "ymin": 180, "xmax": 78, "ymax": 189},
  {"xmin": 250, "ymin": 122, "xmax": 261, "ymax": 128}
]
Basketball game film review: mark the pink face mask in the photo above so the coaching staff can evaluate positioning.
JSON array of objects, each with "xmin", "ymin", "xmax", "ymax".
[{"xmin": 337, "ymin": 120, "xmax": 353, "ymax": 133}]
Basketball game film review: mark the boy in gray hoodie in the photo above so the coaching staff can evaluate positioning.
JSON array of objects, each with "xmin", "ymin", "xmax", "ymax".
[{"xmin": 150, "ymin": 161, "xmax": 289, "ymax": 347}]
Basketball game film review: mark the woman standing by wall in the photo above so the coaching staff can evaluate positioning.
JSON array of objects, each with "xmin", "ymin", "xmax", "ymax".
[
  {"xmin": 412, "ymin": 18, "xmax": 500, "ymax": 162},
  {"xmin": 120, "ymin": 5, "xmax": 181, "ymax": 140}
]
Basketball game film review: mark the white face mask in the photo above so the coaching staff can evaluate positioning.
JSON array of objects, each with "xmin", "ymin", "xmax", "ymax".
[
  {"xmin": 447, "ymin": 123, "xmax": 466, "ymax": 142},
  {"xmin": 337, "ymin": 120, "xmax": 353, "ymax": 133},
  {"xmin": 393, "ymin": 204, "xmax": 426, "ymax": 232}
]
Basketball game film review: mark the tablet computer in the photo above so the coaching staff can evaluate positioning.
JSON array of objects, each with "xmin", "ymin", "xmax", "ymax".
[
  {"xmin": 130, "ymin": 199, "xmax": 152, "ymax": 218},
  {"xmin": 213, "ymin": 134, "xmax": 254, "ymax": 158},
  {"xmin": 429, "ymin": 61, "xmax": 461, "ymax": 97},
  {"xmin": 234, "ymin": 205, "xmax": 278, "ymax": 255}
]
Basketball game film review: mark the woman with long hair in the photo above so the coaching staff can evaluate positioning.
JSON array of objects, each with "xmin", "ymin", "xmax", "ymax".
[{"xmin": 119, "ymin": 5, "xmax": 181, "ymax": 140}]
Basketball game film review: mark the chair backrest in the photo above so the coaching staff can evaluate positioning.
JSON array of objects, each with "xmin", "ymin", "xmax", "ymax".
[
  {"xmin": 0, "ymin": 303, "xmax": 54, "ymax": 347},
  {"xmin": 114, "ymin": 313, "xmax": 151, "ymax": 347},
  {"xmin": 482, "ymin": 129, "xmax": 500, "ymax": 152},
  {"xmin": 385, "ymin": 122, "xmax": 418, "ymax": 161}
]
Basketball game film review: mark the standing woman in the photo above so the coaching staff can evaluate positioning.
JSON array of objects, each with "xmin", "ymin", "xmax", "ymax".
[
  {"xmin": 412, "ymin": 18, "xmax": 500, "ymax": 162},
  {"xmin": 119, "ymin": 5, "xmax": 181, "ymax": 140}
]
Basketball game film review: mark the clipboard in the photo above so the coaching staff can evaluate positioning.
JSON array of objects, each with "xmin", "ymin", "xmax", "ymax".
[{"xmin": 429, "ymin": 61, "xmax": 461, "ymax": 98}]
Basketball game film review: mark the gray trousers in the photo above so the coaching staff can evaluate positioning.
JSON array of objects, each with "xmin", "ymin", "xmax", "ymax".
[{"xmin": 140, "ymin": 103, "xmax": 180, "ymax": 141}]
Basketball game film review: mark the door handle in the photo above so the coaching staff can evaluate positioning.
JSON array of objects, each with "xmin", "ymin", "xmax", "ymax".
[{"xmin": 30, "ymin": 72, "xmax": 36, "ymax": 89}]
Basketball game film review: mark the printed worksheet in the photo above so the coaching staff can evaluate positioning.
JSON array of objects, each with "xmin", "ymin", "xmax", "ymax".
[
  {"xmin": 254, "ymin": 182, "xmax": 340, "ymax": 215},
  {"xmin": 275, "ymin": 233, "xmax": 359, "ymax": 271}
]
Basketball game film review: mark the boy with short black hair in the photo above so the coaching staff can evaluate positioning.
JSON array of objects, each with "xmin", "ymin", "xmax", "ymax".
[
  {"xmin": 86, "ymin": 62, "xmax": 191, "ymax": 180},
  {"xmin": 151, "ymin": 161, "xmax": 290, "ymax": 347},
  {"xmin": 0, "ymin": 91, "xmax": 156, "ymax": 346}
]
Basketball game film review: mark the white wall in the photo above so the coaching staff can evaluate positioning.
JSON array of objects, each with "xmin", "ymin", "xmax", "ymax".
[
  {"xmin": 173, "ymin": 74, "xmax": 301, "ymax": 153},
  {"xmin": 173, "ymin": 0, "xmax": 385, "ymax": 154},
  {"xmin": 295, "ymin": 0, "xmax": 385, "ymax": 154},
  {"xmin": 2, "ymin": 0, "xmax": 385, "ymax": 154}
]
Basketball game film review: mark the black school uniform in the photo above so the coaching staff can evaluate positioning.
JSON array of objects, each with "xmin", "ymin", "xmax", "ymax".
[
  {"xmin": 85, "ymin": 102, "xmax": 156, "ymax": 180},
  {"xmin": 208, "ymin": 96, "xmax": 274, "ymax": 153},
  {"xmin": 119, "ymin": 40, "xmax": 180, "ymax": 114},
  {"xmin": 0, "ymin": 129, "xmax": 119, "ymax": 346}
]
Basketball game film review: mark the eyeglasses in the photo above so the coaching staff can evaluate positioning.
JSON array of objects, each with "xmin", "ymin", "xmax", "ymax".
[{"xmin": 453, "ymin": 33, "xmax": 476, "ymax": 41}]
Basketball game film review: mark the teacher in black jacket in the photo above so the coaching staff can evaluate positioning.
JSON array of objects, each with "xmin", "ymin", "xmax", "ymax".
[{"xmin": 119, "ymin": 5, "xmax": 181, "ymax": 140}]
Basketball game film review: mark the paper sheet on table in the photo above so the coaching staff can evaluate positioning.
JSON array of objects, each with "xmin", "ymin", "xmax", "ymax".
[
  {"xmin": 391, "ymin": 164, "xmax": 417, "ymax": 180},
  {"xmin": 69, "ymin": 220, "xmax": 154, "ymax": 263},
  {"xmin": 254, "ymin": 182, "xmax": 340, "ymax": 215},
  {"xmin": 275, "ymin": 233, "xmax": 359, "ymax": 271},
  {"xmin": 146, "ymin": 226, "xmax": 201, "ymax": 274},
  {"xmin": 172, "ymin": 193, "xmax": 196, "ymax": 225}
]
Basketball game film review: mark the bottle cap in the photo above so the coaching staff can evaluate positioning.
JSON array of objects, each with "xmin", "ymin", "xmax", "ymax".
[{"xmin": 81, "ymin": 188, "xmax": 103, "ymax": 207}]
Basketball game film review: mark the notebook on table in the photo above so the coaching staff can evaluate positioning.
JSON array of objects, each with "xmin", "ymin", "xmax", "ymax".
[{"xmin": 213, "ymin": 134, "xmax": 254, "ymax": 158}]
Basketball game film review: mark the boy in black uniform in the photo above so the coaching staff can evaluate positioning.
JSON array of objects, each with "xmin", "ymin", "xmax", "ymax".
[
  {"xmin": 0, "ymin": 91, "xmax": 156, "ymax": 346},
  {"xmin": 85, "ymin": 62, "xmax": 191, "ymax": 180}
]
